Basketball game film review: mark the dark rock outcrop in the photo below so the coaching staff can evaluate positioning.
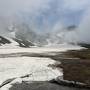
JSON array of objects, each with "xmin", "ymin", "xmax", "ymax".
[
  {"xmin": 0, "ymin": 36, "xmax": 11, "ymax": 45},
  {"xmin": 50, "ymin": 77, "xmax": 90, "ymax": 89},
  {"xmin": 13, "ymin": 38, "xmax": 34, "ymax": 47},
  {"xmin": 0, "ymin": 36, "xmax": 35, "ymax": 48},
  {"xmin": 78, "ymin": 43, "xmax": 90, "ymax": 48}
]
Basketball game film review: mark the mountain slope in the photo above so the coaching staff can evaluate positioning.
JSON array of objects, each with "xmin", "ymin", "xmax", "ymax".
[
  {"xmin": 0, "ymin": 36, "xmax": 35, "ymax": 48},
  {"xmin": 0, "ymin": 36, "xmax": 11, "ymax": 46}
]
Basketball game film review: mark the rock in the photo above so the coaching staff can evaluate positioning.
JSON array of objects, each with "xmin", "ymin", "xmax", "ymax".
[
  {"xmin": 0, "ymin": 36, "xmax": 11, "ymax": 45},
  {"xmin": 13, "ymin": 38, "xmax": 34, "ymax": 47}
]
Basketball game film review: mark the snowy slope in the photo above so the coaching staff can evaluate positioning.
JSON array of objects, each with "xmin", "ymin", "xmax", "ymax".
[
  {"xmin": 0, "ymin": 36, "xmax": 35, "ymax": 48},
  {"xmin": 0, "ymin": 36, "xmax": 19, "ymax": 48}
]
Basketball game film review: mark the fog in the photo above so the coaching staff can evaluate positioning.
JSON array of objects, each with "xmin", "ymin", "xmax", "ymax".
[
  {"xmin": 0, "ymin": 0, "xmax": 90, "ymax": 45},
  {"xmin": 77, "ymin": 9, "xmax": 90, "ymax": 44},
  {"xmin": 63, "ymin": 7, "xmax": 90, "ymax": 44}
]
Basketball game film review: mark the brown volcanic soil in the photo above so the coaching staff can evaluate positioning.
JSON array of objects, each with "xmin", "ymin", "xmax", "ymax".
[
  {"xmin": 60, "ymin": 49, "xmax": 90, "ymax": 59},
  {"xmin": 50, "ymin": 49, "xmax": 90, "ymax": 85}
]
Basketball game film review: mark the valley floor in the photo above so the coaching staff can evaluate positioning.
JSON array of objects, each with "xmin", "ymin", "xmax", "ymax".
[{"xmin": 0, "ymin": 44, "xmax": 89, "ymax": 90}]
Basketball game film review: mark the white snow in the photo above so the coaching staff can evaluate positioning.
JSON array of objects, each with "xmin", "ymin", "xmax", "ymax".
[
  {"xmin": 0, "ymin": 57, "xmax": 62, "ymax": 90},
  {"xmin": 0, "ymin": 44, "xmax": 83, "ymax": 54},
  {"xmin": 0, "ymin": 57, "xmax": 62, "ymax": 84}
]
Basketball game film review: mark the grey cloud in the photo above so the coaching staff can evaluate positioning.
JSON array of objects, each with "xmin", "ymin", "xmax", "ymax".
[{"xmin": 0, "ymin": 0, "xmax": 51, "ymax": 16}]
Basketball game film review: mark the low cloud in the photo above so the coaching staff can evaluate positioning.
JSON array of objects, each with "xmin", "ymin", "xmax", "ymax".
[
  {"xmin": 77, "ymin": 8, "xmax": 90, "ymax": 43},
  {"xmin": 0, "ymin": 0, "xmax": 51, "ymax": 16},
  {"xmin": 0, "ymin": 0, "xmax": 90, "ymax": 44}
]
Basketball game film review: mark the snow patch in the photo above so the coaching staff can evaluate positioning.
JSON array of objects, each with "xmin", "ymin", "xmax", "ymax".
[
  {"xmin": 0, "ymin": 57, "xmax": 62, "ymax": 85},
  {"xmin": 0, "ymin": 44, "xmax": 83, "ymax": 54}
]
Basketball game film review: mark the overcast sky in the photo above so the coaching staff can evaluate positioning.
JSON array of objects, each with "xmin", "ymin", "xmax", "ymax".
[
  {"xmin": 0, "ymin": 0, "xmax": 90, "ymax": 43},
  {"xmin": 0, "ymin": 0, "xmax": 90, "ymax": 31}
]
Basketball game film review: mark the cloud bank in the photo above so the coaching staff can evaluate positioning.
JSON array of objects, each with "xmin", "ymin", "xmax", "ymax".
[
  {"xmin": 77, "ymin": 8, "xmax": 90, "ymax": 44},
  {"xmin": 0, "ymin": 0, "xmax": 90, "ymax": 44},
  {"xmin": 0, "ymin": 0, "xmax": 51, "ymax": 16}
]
